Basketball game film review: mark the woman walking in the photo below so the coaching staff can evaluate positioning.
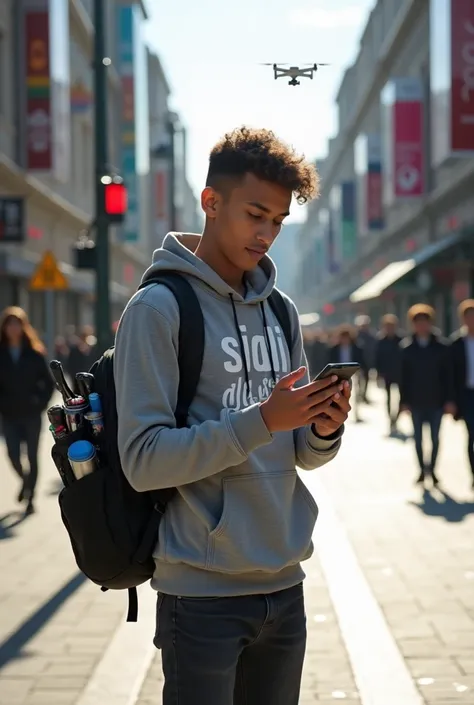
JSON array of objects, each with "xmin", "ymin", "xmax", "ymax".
[{"xmin": 0, "ymin": 307, "xmax": 54, "ymax": 514}]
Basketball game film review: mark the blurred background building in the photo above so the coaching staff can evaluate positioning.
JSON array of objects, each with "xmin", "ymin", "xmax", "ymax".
[
  {"xmin": 0, "ymin": 0, "xmax": 201, "ymax": 338},
  {"xmin": 293, "ymin": 0, "xmax": 474, "ymax": 335}
]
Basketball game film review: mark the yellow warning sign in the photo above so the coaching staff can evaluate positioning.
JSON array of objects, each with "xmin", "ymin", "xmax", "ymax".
[{"xmin": 29, "ymin": 250, "xmax": 68, "ymax": 291}]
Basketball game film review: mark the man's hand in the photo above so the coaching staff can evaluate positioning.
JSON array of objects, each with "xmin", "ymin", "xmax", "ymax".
[
  {"xmin": 444, "ymin": 402, "xmax": 457, "ymax": 416},
  {"xmin": 260, "ymin": 367, "xmax": 344, "ymax": 434},
  {"xmin": 312, "ymin": 379, "xmax": 351, "ymax": 437}
]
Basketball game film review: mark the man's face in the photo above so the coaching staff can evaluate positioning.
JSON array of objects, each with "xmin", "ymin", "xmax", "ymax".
[
  {"xmin": 202, "ymin": 173, "xmax": 291, "ymax": 272},
  {"xmin": 464, "ymin": 309, "xmax": 474, "ymax": 330},
  {"xmin": 412, "ymin": 314, "xmax": 432, "ymax": 337},
  {"xmin": 384, "ymin": 322, "xmax": 396, "ymax": 336}
]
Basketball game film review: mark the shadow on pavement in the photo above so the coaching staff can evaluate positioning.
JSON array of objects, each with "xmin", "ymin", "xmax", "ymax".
[
  {"xmin": 409, "ymin": 489, "xmax": 474, "ymax": 523},
  {"xmin": 0, "ymin": 512, "xmax": 31, "ymax": 541},
  {"xmin": 0, "ymin": 571, "xmax": 86, "ymax": 668},
  {"xmin": 389, "ymin": 429, "xmax": 410, "ymax": 442}
]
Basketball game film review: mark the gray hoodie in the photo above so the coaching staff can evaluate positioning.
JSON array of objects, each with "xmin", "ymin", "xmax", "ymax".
[{"xmin": 114, "ymin": 233, "xmax": 342, "ymax": 597}]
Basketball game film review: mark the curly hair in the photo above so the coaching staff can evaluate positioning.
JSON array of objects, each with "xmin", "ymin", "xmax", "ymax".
[{"xmin": 206, "ymin": 126, "xmax": 320, "ymax": 205}]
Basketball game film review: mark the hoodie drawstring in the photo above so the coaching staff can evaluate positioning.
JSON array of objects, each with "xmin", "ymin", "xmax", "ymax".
[
  {"xmin": 229, "ymin": 296, "xmax": 277, "ymax": 405},
  {"xmin": 260, "ymin": 302, "xmax": 277, "ymax": 383}
]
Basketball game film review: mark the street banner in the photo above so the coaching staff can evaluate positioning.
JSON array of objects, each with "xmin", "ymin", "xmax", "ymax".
[
  {"xmin": 381, "ymin": 77, "xmax": 424, "ymax": 205},
  {"xmin": 355, "ymin": 133, "xmax": 384, "ymax": 235},
  {"xmin": 23, "ymin": 0, "xmax": 70, "ymax": 180},
  {"xmin": 25, "ymin": 5, "xmax": 52, "ymax": 171},
  {"xmin": 430, "ymin": 0, "xmax": 474, "ymax": 165},
  {"xmin": 341, "ymin": 181, "xmax": 357, "ymax": 260},
  {"xmin": 330, "ymin": 182, "xmax": 357, "ymax": 263}
]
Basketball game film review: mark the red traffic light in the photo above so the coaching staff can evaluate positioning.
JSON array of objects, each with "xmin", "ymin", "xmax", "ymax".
[
  {"xmin": 322, "ymin": 303, "xmax": 335, "ymax": 316},
  {"xmin": 104, "ymin": 182, "xmax": 127, "ymax": 216}
]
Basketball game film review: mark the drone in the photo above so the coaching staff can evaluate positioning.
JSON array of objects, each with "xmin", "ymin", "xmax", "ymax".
[{"xmin": 261, "ymin": 63, "xmax": 329, "ymax": 86}]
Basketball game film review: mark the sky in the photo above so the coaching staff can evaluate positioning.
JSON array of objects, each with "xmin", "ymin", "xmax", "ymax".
[{"xmin": 144, "ymin": 0, "xmax": 376, "ymax": 223}]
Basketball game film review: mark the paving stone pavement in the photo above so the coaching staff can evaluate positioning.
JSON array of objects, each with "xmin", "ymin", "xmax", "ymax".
[
  {"xmin": 306, "ymin": 388, "xmax": 474, "ymax": 705},
  {"xmin": 1, "ymin": 386, "xmax": 473, "ymax": 704},
  {"xmin": 0, "ymin": 398, "xmax": 127, "ymax": 705}
]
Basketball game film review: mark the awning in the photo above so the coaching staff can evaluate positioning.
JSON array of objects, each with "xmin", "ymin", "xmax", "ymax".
[
  {"xmin": 299, "ymin": 312, "xmax": 320, "ymax": 326},
  {"xmin": 350, "ymin": 230, "xmax": 465, "ymax": 304},
  {"xmin": 1, "ymin": 250, "xmax": 132, "ymax": 304}
]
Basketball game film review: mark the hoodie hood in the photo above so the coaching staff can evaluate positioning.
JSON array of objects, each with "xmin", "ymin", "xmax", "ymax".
[{"xmin": 141, "ymin": 232, "xmax": 277, "ymax": 304}]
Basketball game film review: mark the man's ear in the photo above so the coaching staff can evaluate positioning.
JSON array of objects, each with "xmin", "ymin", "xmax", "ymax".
[{"xmin": 201, "ymin": 186, "xmax": 220, "ymax": 219}]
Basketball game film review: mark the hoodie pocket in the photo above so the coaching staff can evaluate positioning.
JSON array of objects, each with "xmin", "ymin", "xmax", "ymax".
[{"xmin": 206, "ymin": 470, "xmax": 318, "ymax": 574}]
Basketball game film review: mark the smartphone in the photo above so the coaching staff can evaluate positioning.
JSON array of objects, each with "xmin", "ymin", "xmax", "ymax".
[{"xmin": 314, "ymin": 362, "xmax": 361, "ymax": 382}]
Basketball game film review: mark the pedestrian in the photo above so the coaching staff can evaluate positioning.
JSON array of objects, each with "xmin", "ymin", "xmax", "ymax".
[
  {"xmin": 114, "ymin": 126, "xmax": 350, "ymax": 705},
  {"xmin": 450, "ymin": 298, "xmax": 474, "ymax": 489},
  {"xmin": 354, "ymin": 314, "xmax": 376, "ymax": 403},
  {"xmin": 0, "ymin": 306, "xmax": 54, "ymax": 514},
  {"xmin": 65, "ymin": 325, "xmax": 97, "ymax": 391},
  {"xmin": 300, "ymin": 319, "xmax": 328, "ymax": 378},
  {"xmin": 375, "ymin": 314, "xmax": 403, "ymax": 435},
  {"xmin": 328, "ymin": 324, "xmax": 365, "ymax": 421},
  {"xmin": 399, "ymin": 304, "xmax": 456, "ymax": 487}
]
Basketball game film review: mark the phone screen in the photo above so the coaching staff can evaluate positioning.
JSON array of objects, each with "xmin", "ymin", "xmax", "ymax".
[{"xmin": 314, "ymin": 363, "xmax": 361, "ymax": 382}]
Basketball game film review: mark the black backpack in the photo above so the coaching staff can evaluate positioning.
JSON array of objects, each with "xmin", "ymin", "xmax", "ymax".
[{"xmin": 53, "ymin": 272, "xmax": 292, "ymax": 621}]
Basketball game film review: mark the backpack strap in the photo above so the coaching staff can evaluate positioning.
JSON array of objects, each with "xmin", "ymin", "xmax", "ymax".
[
  {"xmin": 138, "ymin": 273, "xmax": 205, "ymax": 427},
  {"xmin": 268, "ymin": 289, "xmax": 293, "ymax": 354}
]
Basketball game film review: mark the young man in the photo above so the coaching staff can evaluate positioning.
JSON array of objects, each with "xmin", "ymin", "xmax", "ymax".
[
  {"xmin": 451, "ymin": 299, "xmax": 474, "ymax": 488},
  {"xmin": 114, "ymin": 127, "xmax": 350, "ymax": 705},
  {"xmin": 399, "ymin": 304, "xmax": 455, "ymax": 486},
  {"xmin": 375, "ymin": 314, "xmax": 403, "ymax": 434}
]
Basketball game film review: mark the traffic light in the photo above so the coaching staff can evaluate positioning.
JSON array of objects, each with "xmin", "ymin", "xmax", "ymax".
[{"xmin": 101, "ymin": 175, "xmax": 127, "ymax": 223}]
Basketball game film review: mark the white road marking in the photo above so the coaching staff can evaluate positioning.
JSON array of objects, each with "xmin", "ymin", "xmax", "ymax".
[
  {"xmin": 76, "ymin": 585, "xmax": 157, "ymax": 705},
  {"xmin": 309, "ymin": 476, "xmax": 424, "ymax": 705}
]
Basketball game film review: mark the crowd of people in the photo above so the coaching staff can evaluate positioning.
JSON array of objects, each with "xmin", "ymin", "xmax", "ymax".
[
  {"xmin": 1, "ymin": 297, "xmax": 474, "ymax": 517},
  {"xmin": 302, "ymin": 301, "xmax": 474, "ymax": 488}
]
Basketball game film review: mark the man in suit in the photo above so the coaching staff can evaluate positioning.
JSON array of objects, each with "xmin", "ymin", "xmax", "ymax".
[
  {"xmin": 399, "ymin": 304, "xmax": 456, "ymax": 486},
  {"xmin": 451, "ymin": 299, "xmax": 474, "ymax": 489},
  {"xmin": 328, "ymin": 325, "xmax": 366, "ymax": 422},
  {"xmin": 354, "ymin": 315, "xmax": 377, "ymax": 403},
  {"xmin": 375, "ymin": 314, "xmax": 403, "ymax": 434}
]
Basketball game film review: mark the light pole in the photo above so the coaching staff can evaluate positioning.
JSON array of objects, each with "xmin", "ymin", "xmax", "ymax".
[{"xmin": 93, "ymin": 0, "xmax": 111, "ymax": 355}]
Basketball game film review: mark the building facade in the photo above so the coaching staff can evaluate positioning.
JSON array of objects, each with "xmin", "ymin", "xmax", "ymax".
[
  {"xmin": 148, "ymin": 51, "xmax": 202, "ymax": 251},
  {"xmin": 295, "ymin": 0, "xmax": 474, "ymax": 335},
  {"xmin": 0, "ymin": 0, "xmax": 199, "ymax": 342}
]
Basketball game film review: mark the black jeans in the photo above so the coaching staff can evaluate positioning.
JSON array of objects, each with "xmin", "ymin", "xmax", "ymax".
[
  {"xmin": 2, "ymin": 416, "xmax": 42, "ymax": 499},
  {"xmin": 462, "ymin": 390, "xmax": 474, "ymax": 475},
  {"xmin": 411, "ymin": 408, "xmax": 443, "ymax": 471},
  {"xmin": 154, "ymin": 583, "xmax": 306, "ymax": 705}
]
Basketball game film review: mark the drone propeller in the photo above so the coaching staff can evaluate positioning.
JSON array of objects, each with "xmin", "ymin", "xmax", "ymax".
[{"xmin": 259, "ymin": 62, "xmax": 290, "ymax": 66}]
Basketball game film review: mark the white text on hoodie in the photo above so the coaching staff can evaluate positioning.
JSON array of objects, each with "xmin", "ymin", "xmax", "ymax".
[{"xmin": 221, "ymin": 325, "xmax": 289, "ymax": 411}]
